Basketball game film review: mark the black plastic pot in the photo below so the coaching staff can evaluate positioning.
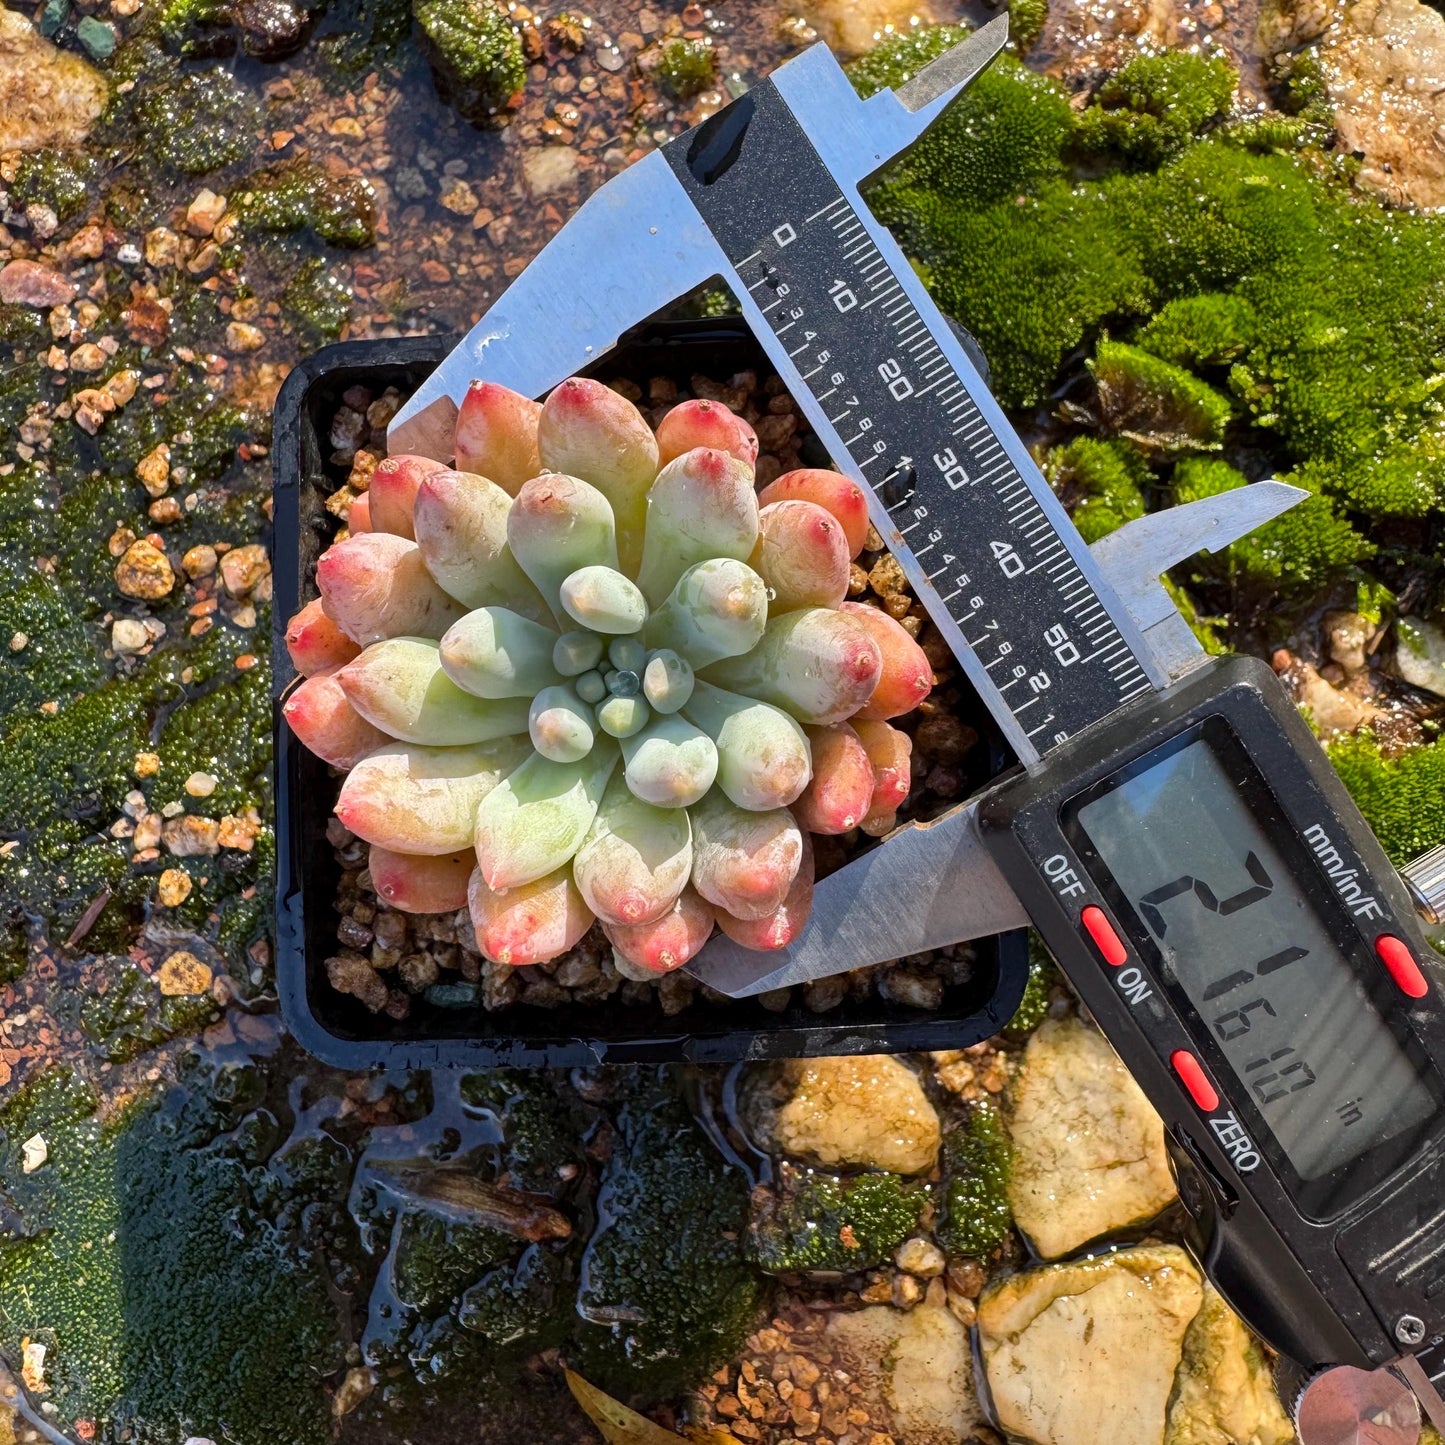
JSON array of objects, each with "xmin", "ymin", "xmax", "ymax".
[{"xmin": 272, "ymin": 322, "xmax": 1030, "ymax": 1069}]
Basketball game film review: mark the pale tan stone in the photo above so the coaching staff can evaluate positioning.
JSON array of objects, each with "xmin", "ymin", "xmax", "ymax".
[
  {"xmin": 827, "ymin": 1284, "xmax": 979, "ymax": 1443},
  {"xmin": 157, "ymin": 949, "xmax": 212, "ymax": 996},
  {"xmin": 761, "ymin": 1054, "xmax": 940, "ymax": 1174},
  {"xmin": 797, "ymin": 0, "xmax": 937, "ymax": 57},
  {"xmin": 1166, "ymin": 1284, "xmax": 1293, "ymax": 1445},
  {"xmin": 979, "ymin": 1245, "xmax": 1204, "ymax": 1445},
  {"xmin": 1007, "ymin": 1015, "xmax": 1177, "ymax": 1258},
  {"xmin": 0, "ymin": 8, "xmax": 107, "ymax": 152}
]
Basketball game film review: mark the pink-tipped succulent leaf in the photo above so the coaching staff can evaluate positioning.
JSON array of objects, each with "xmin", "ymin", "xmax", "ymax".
[
  {"xmin": 369, "ymin": 844, "xmax": 475, "ymax": 914},
  {"xmin": 285, "ymin": 597, "xmax": 362, "ymax": 677},
  {"xmin": 454, "ymin": 380, "xmax": 543, "ymax": 493}
]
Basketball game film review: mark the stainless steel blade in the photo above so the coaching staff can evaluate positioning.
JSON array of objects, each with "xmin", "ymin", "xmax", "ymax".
[
  {"xmin": 1090, "ymin": 480, "xmax": 1308, "ymax": 681},
  {"xmin": 388, "ymin": 150, "xmax": 728, "ymax": 456},
  {"xmin": 895, "ymin": 15, "xmax": 1010, "ymax": 112},
  {"xmin": 684, "ymin": 798, "xmax": 1028, "ymax": 998}
]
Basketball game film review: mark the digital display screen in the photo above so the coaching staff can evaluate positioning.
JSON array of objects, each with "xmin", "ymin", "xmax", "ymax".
[{"xmin": 1072, "ymin": 734, "xmax": 1437, "ymax": 1185}]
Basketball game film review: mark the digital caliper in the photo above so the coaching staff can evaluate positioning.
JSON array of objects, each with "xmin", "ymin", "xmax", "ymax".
[{"xmin": 389, "ymin": 22, "xmax": 1445, "ymax": 1439}]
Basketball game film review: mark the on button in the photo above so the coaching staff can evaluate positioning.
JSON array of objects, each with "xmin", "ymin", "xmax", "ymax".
[{"xmin": 1172, "ymin": 1050, "xmax": 1220, "ymax": 1113}]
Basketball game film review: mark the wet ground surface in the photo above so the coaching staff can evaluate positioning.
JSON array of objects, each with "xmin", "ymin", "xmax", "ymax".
[{"xmin": 3, "ymin": 0, "xmax": 1445, "ymax": 1440}]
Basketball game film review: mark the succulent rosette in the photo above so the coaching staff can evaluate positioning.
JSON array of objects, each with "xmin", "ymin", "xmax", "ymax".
[{"xmin": 283, "ymin": 377, "xmax": 932, "ymax": 978}]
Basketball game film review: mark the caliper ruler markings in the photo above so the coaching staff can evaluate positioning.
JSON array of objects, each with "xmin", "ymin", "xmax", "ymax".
[{"xmin": 667, "ymin": 77, "xmax": 1161, "ymax": 763}]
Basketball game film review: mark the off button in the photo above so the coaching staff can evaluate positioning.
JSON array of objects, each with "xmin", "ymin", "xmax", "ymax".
[{"xmin": 1081, "ymin": 905, "xmax": 1128, "ymax": 966}]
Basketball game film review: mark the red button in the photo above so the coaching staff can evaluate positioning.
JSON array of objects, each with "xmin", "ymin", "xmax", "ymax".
[
  {"xmin": 1081, "ymin": 905, "xmax": 1127, "ymax": 966},
  {"xmin": 1172, "ymin": 1050, "xmax": 1220, "ymax": 1112},
  {"xmin": 1376, "ymin": 935, "xmax": 1429, "ymax": 999}
]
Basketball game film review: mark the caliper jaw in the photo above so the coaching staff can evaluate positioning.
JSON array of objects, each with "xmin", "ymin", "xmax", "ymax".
[{"xmin": 686, "ymin": 480, "xmax": 1311, "ymax": 998}]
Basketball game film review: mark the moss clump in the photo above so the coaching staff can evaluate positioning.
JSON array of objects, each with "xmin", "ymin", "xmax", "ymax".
[
  {"xmin": 936, "ymin": 1100, "xmax": 1012, "ymax": 1259},
  {"xmin": 458, "ymin": 1069, "xmax": 590, "ymax": 1195},
  {"xmin": 851, "ymin": 27, "xmax": 1074, "ymax": 212},
  {"xmin": 1172, "ymin": 457, "xmax": 1374, "ymax": 593},
  {"xmin": 574, "ymin": 1071, "xmax": 763, "ymax": 1401},
  {"xmin": 1135, "ymin": 292, "xmax": 1257, "ymax": 370},
  {"xmin": 1004, "ymin": 934, "xmax": 1056, "ymax": 1040},
  {"xmin": 68, "ymin": 957, "xmax": 219, "ymax": 1063},
  {"xmin": 413, "ymin": 0, "xmax": 525, "ymax": 122},
  {"xmin": 1043, "ymin": 435, "xmax": 1148, "ymax": 543},
  {"xmin": 314, "ymin": 0, "xmax": 414, "ymax": 84},
  {"xmin": 1089, "ymin": 339, "xmax": 1232, "ymax": 454},
  {"xmin": 1075, "ymin": 52, "xmax": 1237, "ymax": 167},
  {"xmin": 155, "ymin": 650, "xmax": 272, "ymax": 815},
  {"xmin": 7, "ymin": 150, "xmax": 97, "ymax": 222},
  {"xmin": 0, "ymin": 1061, "xmax": 353, "ymax": 1444},
  {"xmin": 237, "ymin": 161, "xmax": 377, "ymax": 248},
  {"xmin": 126, "ymin": 63, "xmax": 262, "ymax": 176},
  {"xmin": 1326, "ymin": 731, "xmax": 1445, "ymax": 864},
  {"xmin": 748, "ymin": 1163, "xmax": 926, "ymax": 1274},
  {"xmin": 656, "ymin": 38, "xmax": 714, "ymax": 98},
  {"xmin": 0, "ymin": 304, "xmax": 47, "ymax": 349},
  {"xmin": 155, "ymin": 0, "xmax": 236, "ymax": 56},
  {"xmin": 280, "ymin": 257, "xmax": 353, "ymax": 342},
  {"xmin": 1009, "ymin": 0, "xmax": 1048, "ymax": 50}
]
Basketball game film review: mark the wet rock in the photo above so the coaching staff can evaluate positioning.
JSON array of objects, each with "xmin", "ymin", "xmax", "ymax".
[
  {"xmin": 115, "ymin": 540, "xmax": 176, "ymax": 600},
  {"xmin": 1397, "ymin": 617, "xmax": 1445, "ymax": 698},
  {"xmin": 1320, "ymin": 0, "xmax": 1445, "ymax": 210},
  {"xmin": 1277, "ymin": 655, "xmax": 1384, "ymax": 736},
  {"xmin": 163, "ymin": 815, "xmax": 222, "ymax": 856},
  {"xmin": 0, "ymin": 7, "xmax": 108, "ymax": 152},
  {"xmin": 826, "ymin": 1283, "xmax": 979, "ymax": 1441},
  {"xmin": 414, "ymin": 0, "xmax": 527, "ymax": 123},
  {"xmin": 157, "ymin": 950, "xmax": 213, "ymax": 996},
  {"xmin": 797, "ymin": 0, "xmax": 939, "ymax": 58},
  {"xmin": 0, "ymin": 259, "xmax": 77, "ymax": 308},
  {"xmin": 235, "ymin": 0, "xmax": 314, "ymax": 59},
  {"xmin": 1166, "ymin": 1284, "xmax": 1293, "ymax": 1445},
  {"xmin": 185, "ymin": 189, "xmax": 228, "ymax": 237},
  {"xmin": 1007, "ymin": 1016, "xmax": 1176, "ymax": 1258},
  {"xmin": 755, "ymin": 1055, "xmax": 940, "ymax": 1175},
  {"xmin": 522, "ymin": 145, "xmax": 579, "ymax": 196},
  {"xmin": 328, "ymin": 951, "xmax": 389, "ymax": 1011},
  {"xmin": 220, "ymin": 543, "xmax": 271, "ymax": 597},
  {"xmin": 979, "ymin": 1245, "xmax": 1204, "ymax": 1445}
]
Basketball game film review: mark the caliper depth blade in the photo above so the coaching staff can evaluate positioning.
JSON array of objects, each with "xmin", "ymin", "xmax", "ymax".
[{"xmin": 684, "ymin": 798, "xmax": 1028, "ymax": 998}]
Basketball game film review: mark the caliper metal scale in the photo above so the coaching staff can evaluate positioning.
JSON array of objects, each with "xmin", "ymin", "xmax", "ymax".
[{"xmin": 391, "ymin": 23, "xmax": 1445, "ymax": 1441}]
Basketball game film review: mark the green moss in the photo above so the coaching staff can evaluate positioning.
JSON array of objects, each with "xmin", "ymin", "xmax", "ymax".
[
  {"xmin": 1326, "ymin": 731, "xmax": 1445, "ymax": 864},
  {"xmin": 935, "ymin": 1100, "xmax": 1013, "ymax": 1259},
  {"xmin": 1089, "ymin": 339, "xmax": 1232, "ymax": 453},
  {"xmin": 1173, "ymin": 457, "xmax": 1374, "ymax": 592},
  {"xmin": 656, "ymin": 38, "xmax": 714, "ymax": 98},
  {"xmin": 68, "ymin": 957, "xmax": 219, "ymax": 1063},
  {"xmin": 1135, "ymin": 292, "xmax": 1257, "ymax": 369},
  {"xmin": 413, "ymin": 0, "xmax": 525, "ymax": 122},
  {"xmin": 1075, "ymin": 52, "xmax": 1237, "ymax": 167},
  {"xmin": 747, "ymin": 1163, "xmax": 926, "ymax": 1274},
  {"xmin": 0, "ymin": 304, "xmax": 46, "ymax": 349},
  {"xmin": 314, "ymin": 0, "xmax": 414, "ymax": 84},
  {"xmin": 280, "ymin": 257, "xmax": 353, "ymax": 343},
  {"xmin": 1004, "ymin": 934, "xmax": 1056, "ymax": 1040},
  {"xmin": 458, "ymin": 1069, "xmax": 590, "ymax": 1195},
  {"xmin": 573, "ymin": 1070, "xmax": 763, "ymax": 1401},
  {"xmin": 123, "ymin": 60, "xmax": 262, "ymax": 176},
  {"xmin": 0, "ymin": 1061, "xmax": 353, "ymax": 1443},
  {"xmin": 1009, "ymin": 0, "xmax": 1048, "ymax": 50},
  {"xmin": 1043, "ymin": 435, "xmax": 1148, "ymax": 543},
  {"xmin": 155, "ymin": 650, "xmax": 272, "ymax": 815},
  {"xmin": 237, "ymin": 161, "xmax": 377, "ymax": 248},
  {"xmin": 155, "ymin": 0, "xmax": 236, "ymax": 56},
  {"xmin": 8, "ymin": 150, "xmax": 97, "ymax": 223},
  {"xmin": 851, "ymin": 27, "xmax": 1075, "ymax": 211}
]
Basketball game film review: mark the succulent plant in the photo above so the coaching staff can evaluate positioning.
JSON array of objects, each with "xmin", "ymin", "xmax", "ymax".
[{"xmin": 284, "ymin": 377, "xmax": 933, "ymax": 977}]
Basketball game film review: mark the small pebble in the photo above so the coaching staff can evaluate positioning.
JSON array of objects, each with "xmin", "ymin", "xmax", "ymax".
[
  {"xmin": 111, "ymin": 618, "xmax": 149, "ymax": 655},
  {"xmin": 115, "ymin": 540, "xmax": 175, "ymax": 600},
  {"xmin": 133, "ymin": 751, "xmax": 160, "ymax": 778},
  {"xmin": 185, "ymin": 771, "xmax": 218, "ymax": 797},
  {"xmin": 895, "ymin": 1237, "xmax": 946, "ymax": 1278},
  {"xmin": 157, "ymin": 949, "xmax": 212, "ymax": 996},
  {"xmin": 157, "ymin": 868, "xmax": 192, "ymax": 906},
  {"xmin": 21, "ymin": 1133, "xmax": 47, "ymax": 1174}
]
